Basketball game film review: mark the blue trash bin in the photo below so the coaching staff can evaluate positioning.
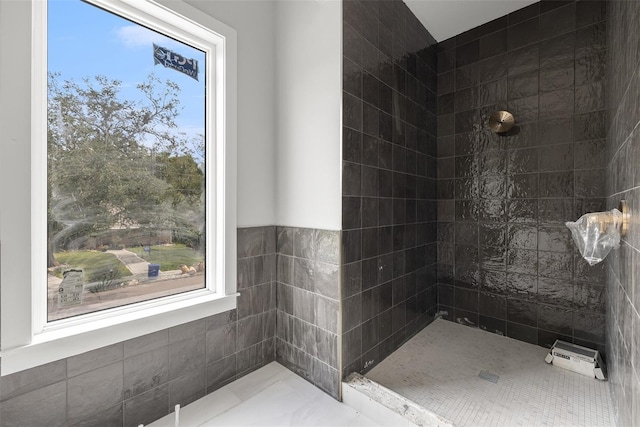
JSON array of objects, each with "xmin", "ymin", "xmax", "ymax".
[{"xmin": 148, "ymin": 264, "xmax": 160, "ymax": 278}]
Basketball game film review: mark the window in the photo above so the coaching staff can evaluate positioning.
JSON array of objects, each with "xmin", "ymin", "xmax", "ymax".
[
  {"xmin": 0, "ymin": 0, "xmax": 237, "ymax": 375},
  {"xmin": 47, "ymin": 0, "xmax": 211, "ymax": 322}
]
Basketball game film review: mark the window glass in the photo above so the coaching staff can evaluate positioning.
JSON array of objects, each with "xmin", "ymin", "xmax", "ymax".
[{"xmin": 47, "ymin": 0, "xmax": 207, "ymax": 321}]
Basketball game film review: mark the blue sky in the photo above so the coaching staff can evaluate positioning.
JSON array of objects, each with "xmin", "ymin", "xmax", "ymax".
[{"xmin": 48, "ymin": 0, "xmax": 206, "ymax": 147}]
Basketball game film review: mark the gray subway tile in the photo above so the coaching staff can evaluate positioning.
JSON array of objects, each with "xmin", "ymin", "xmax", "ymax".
[
  {"xmin": 206, "ymin": 354, "xmax": 237, "ymax": 393},
  {"xmin": 277, "ymin": 282, "xmax": 294, "ymax": 314},
  {"xmin": 205, "ymin": 322, "xmax": 237, "ymax": 364},
  {"xmin": 343, "ymin": 293, "xmax": 363, "ymax": 332},
  {"xmin": 264, "ymin": 336, "xmax": 276, "ymax": 362},
  {"xmin": 67, "ymin": 362, "xmax": 124, "ymax": 425},
  {"xmin": 294, "ymin": 228, "xmax": 316, "ymax": 259},
  {"xmin": 276, "ymin": 310, "xmax": 293, "ymax": 342},
  {"xmin": 168, "ymin": 367, "xmax": 206, "ymax": 409},
  {"xmin": 0, "ymin": 381, "xmax": 66, "ymax": 427},
  {"xmin": 294, "ymin": 257, "xmax": 315, "ymax": 292},
  {"xmin": 237, "ymin": 256, "xmax": 264, "ymax": 289},
  {"xmin": 276, "ymin": 339, "xmax": 313, "ymax": 381},
  {"xmin": 123, "ymin": 329, "xmax": 168, "ymax": 359},
  {"xmin": 237, "ymin": 227, "xmax": 266, "ymax": 258},
  {"xmin": 168, "ymin": 319, "xmax": 205, "ymax": 344},
  {"xmin": 316, "ymin": 328, "xmax": 339, "ymax": 368},
  {"xmin": 315, "ymin": 229, "xmax": 340, "ymax": 264},
  {"xmin": 312, "ymin": 359, "xmax": 340, "ymax": 399},
  {"xmin": 292, "ymin": 286, "xmax": 316, "ymax": 324},
  {"xmin": 205, "ymin": 309, "xmax": 237, "ymax": 331},
  {"xmin": 293, "ymin": 317, "xmax": 317, "ymax": 357},
  {"xmin": 314, "ymin": 261, "xmax": 340, "ymax": 299},
  {"xmin": 237, "ymin": 341, "xmax": 270, "ymax": 375},
  {"xmin": 0, "ymin": 359, "xmax": 66, "ymax": 402},
  {"xmin": 67, "ymin": 342, "xmax": 123, "ymax": 378},
  {"xmin": 169, "ymin": 334, "xmax": 206, "ymax": 380},
  {"xmin": 277, "ymin": 254, "xmax": 294, "ymax": 285},
  {"xmin": 263, "ymin": 253, "xmax": 276, "ymax": 283},
  {"xmin": 574, "ymin": 310, "xmax": 605, "ymax": 343},
  {"xmin": 265, "ymin": 226, "xmax": 277, "ymax": 254},
  {"xmin": 277, "ymin": 227, "xmax": 294, "ymax": 256},
  {"xmin": 123, "ymin": 384, "xmax": 169, "ymax": 427},
  {"xmin": 69, "ymin": 403, "xmax": 123, "ymax": 427},
  {"xmin": 342, "ymin": 261, "xmax": 362, "ymax": 298},
  {"xmin": 263, "ymin": 309, "xmax": 277, "ymax": 340},
  {"xmin": 238, "ymin": 282, "xmax": 274, "ymax": 319},
  {"xmin": 124, "ymin": 347, "xmax": 169, "ymax": 399},
  {"xmin": 315, "ymin": 295, "xmax": 340, "ymax": 334},
  {"xmin": 237, "ymin": 313, "xmax": 266, "ymax": 350}
]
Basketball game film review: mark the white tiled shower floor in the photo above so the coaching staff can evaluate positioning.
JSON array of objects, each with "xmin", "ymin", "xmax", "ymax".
[{"xmin": 365, "ymin": 318, "xmax": 616, "ymax": 427}]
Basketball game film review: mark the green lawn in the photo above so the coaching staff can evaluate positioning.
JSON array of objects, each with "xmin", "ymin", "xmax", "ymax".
[
  {"xmin": 54, "ymin": 251, "xmax": 131, "ymax": 282},
  {"xmin": 128, "ymin": 244, "xmax": 204, "ymax": 271}
]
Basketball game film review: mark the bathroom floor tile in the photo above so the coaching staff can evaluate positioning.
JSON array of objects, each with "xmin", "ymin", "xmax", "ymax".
[
  {"xmin": 149, "ymin": 362, "xmax": 380, "ymax": 427},
  {"xmin": 365, "ymin": 318, "xmax": 615, "ymax": 427}
]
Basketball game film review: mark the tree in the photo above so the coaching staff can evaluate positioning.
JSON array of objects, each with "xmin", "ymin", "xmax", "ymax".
[
  {"xmin": 47, "ymin": 73, "xmax": 204, "ymax": 266},
  {"xmin": 156, "ymin": 153, "xmax": 203, "ymax": 207}
]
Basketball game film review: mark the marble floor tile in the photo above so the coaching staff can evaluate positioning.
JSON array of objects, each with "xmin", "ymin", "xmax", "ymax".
[{"xmin": 149, "ymin": 362, "xmax": 379, "ymax": 427}]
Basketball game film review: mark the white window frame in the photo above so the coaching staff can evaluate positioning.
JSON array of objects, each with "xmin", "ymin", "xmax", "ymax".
[{"xmin": 0, "ymin": 0, "xmax": 237, "ymax": 375}]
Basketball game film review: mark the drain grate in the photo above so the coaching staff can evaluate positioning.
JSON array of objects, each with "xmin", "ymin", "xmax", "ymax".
[{"xmin": 478, "ymin": 370, "xmax": 499, "ymax": 384}]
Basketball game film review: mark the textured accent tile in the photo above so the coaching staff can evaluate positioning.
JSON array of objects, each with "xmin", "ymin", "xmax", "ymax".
[
  {"xmin": 539, "ymin": 2, "xmax": 575, "ymax": 39},
  {"xmin": 540, "ymin": 33, "xmax": 574, "ymax": 68},
  {"xmin": 340, "ymin": 0, "xmax": 439, "ymax": 384},
  {"xmin": 508, "ymin": 17, "xmax": 539, "ymax": 50},
  {"xmin": 509, "ymin": 44, "xmax": 540, "ymax": 75}
]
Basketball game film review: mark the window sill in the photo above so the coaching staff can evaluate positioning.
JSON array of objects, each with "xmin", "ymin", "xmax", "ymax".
[{"xmin": 1, "ymin": 292, "xmax": 237, "ymax": 376}]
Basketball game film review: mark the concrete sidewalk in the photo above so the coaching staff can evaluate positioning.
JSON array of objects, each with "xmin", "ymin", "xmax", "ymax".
[{"xmin": 107, "ymin": 249, "xmax": 150, "ymax": 275}]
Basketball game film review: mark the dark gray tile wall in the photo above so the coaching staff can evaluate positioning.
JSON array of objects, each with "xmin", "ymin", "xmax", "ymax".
[
  {"xmin": 275, "ymin": 227, "xmax": 341, "ymax": 399},
  {"xmin": 342, "ymin": 0, "xmax": 439, "ymax": 378},
  {"xmin": 605, "ymin": 0, "xmax": 640, "ymax": 424},
  {"xmin": 0, "ymin": 226, "xmax": 277, "ymax": 427},
  {"xmin": 436, "ymin": 0, "xmax": 609, "ymax": 350}
]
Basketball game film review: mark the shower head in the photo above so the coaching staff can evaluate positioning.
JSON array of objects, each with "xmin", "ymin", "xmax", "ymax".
[{"xmin": 488, "ymin": 110, "xmax": 515, "ymax": 133}]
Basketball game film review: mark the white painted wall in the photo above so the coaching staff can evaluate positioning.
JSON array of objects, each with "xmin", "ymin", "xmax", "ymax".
[
  {"xmin": 274, "ymin": 0, "xmax": 343, "ymax": 231},
  {"xmin": 0, "ymin": 0, "xmax": 34, "ymax": 349},
  {"xmin": 188, "ymin": 0, "xmax": 343, "ymax": 230},
  {"xmin": 405, "ymin": 0, "xmax": 538, "ymax": 42},
  {"xmin": 183, "ymin": 0, "xmax": 277, "ymax": 227}
]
